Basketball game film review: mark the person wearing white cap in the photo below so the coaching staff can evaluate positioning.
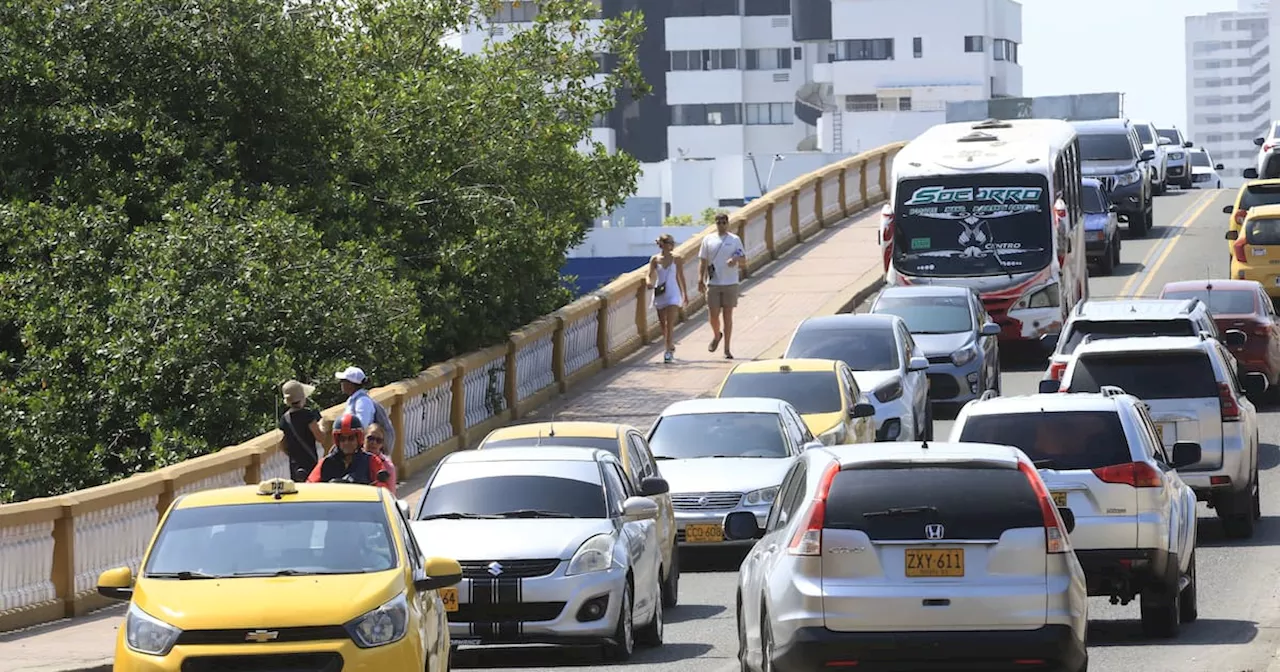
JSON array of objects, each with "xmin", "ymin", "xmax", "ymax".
[
  {"xmin": 335, "ymin": 366, "xmax": 377, "ymax": 430},
  {"xmin": 279, "ymin": 380, "xmax": 326, "ymax": 480}
]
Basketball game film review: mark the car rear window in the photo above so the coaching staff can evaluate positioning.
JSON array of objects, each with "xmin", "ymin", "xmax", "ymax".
[
  {"xmin": 1067, "ymin": 352, "xmax": 1219, "ymax": 399},
  {"xmin": 1161, "ymin": 289, "xmax": 1256, "ymax": 316},
  {"xmin": 719, "ymin": 370, "xmax": 842, "ymax": 414},
  {"xmin": 784, "ymin": 326, "xmax": 900, "ymax": 371},
  {"xmin": 1060, "ymin": 319, "xmax": 1196, "ymax": 354},
  {"xmin": 1247, "ymin": 218, "xmax": 1280, "ymax": 246},
  {"xmin": 1238, "ymin": 183, "xmax": 1280, "ymax": 210},
  {"xmin": 482, "ymin": 437, "xmax": 620, "ymax": 456},
  {"xmin": 824, "ymin": 467, "xmax": 1043, "ymax": 541},
  {"xmin": 957, "ymin": 411, "xmax": 1131, "ymax": 471}
]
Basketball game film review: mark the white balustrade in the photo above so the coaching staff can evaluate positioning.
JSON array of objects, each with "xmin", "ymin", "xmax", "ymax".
[
  {"xmin": 175, "ymin": 469, "xmax": 246, "ymax": 497},
  {"xmin": 261, "ymin": 449, "xmax": 291, "ymax": 479},
  {"xmin": 563, "ymin": 311, "xmax": 599, "ymax": 376},
  {"xmin": 461, "ymin": 355, "xmax": 507, "ymax": 428},
  {"xmin": 771, "ymin": 198, "xmax": 795, "ymax": 249},
  {"xmin": 0, "ymin": 521, "xmax": 56, "ymax": 611},
  {"xmin": 72, "ymin": 497, "xmax": 158, "ymax": 596},
  {"xmin": 796, "ymin": 189, "xmax": 818, "ymax": 230},
  {"xmin": 742, "ymin": 214, "xmax": 769, "ymax": 261},
  {"xmin": 514, "ymin": 332, "xmax": 556, "ymax": 401},
  {"xmin": 822, "ymin": 173, "xmax": 842, "ymax": 220},
  {"xmin": 606, "ymin": 291, "xmax": 639, "ymax": 353}
]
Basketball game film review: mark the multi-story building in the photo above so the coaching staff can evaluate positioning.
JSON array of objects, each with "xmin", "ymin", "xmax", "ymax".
[{"xmin": 1185, "ymin": 0, "xmax": 1270, "ymax": 182}]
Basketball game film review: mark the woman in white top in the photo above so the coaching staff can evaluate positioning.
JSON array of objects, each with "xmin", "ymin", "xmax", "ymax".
[{"xmin": 647, "ymin": 234, "xmax": 689, "ymax": 363}]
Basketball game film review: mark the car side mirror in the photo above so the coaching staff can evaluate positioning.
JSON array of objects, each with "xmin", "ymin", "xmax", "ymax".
[
  {"xmin": 1140, "ymin": 149, "xmax": 1155, "ymax": 162},
  {"xmin": 96, "ymin": 566, "xmax": 134, "ymax": 601},
  {"xmin": 851, "ymin": 402, "xmax": 876, "ymax": 418},
  {"xmin": 1171, "ymin": 441, "xmax": 1202, "ymax": 469},
  {"xmin": 1184, "ymin": 141, "xmax": 1195, "ymax": 148},
  {"xmin": 376, "ymin": 470, "xmax": 390, "ymax": 484},
  {"xmin": 1039, "ymin": 333, "xmax": 1059, "ymax": 353},
  {"xmin": 1056, "ymin": 507, "xmax": 1075, "ymax": 534},
  {"xmin": 1244, "ymin": 372, "xmax": 1268, "ymax": 398},
  {"xmin": 1256, "ymin": 137, "xmax": 1266, "ymax": 146},
  {"xmin": 981, "ymin": 322, "xmax": 1001, "ymax": 336},
  {"xmin": 1224, "ymin": 205, "xmax": 1236, "ymax": 214},
  {"xmin": 1215, "ymin": 164, "xmax": 1225, "ymax": 171},
  {"xmin": 1225, "ymin": 329, "xmax": 1248, "ymax": 347},
  {"xmin": 622, "ymin": 495, "xmax": 659, "ymax": 521},
  {"xmin": 1038, "ymin": 379, "xmax": 1061, "ymax": 394},
  {"xmin": 908, "ymin": 355, "xmax": 929, "ymax": 372},
  {"xmin": 640, "ymin": 476, "xmax": 670, "ymax": 496},
  {"xmin": 802, "ymin": 440, "xmax": 825, "ymax": 451},
  {"xmin": 1107, "ymin": 204, "xmax": 1117, "ymax": 212},
  {"xmin": 414, "ymin": 557, "xmax": 463, "ymax": 592},
  {"xmin": 1226, "ymin": 229, "xmax": 1239, "ymax": 240},
  {"xmin": 397, "ymin": 499, "xmax": 411, "ymax": 519},
  {"xmin": 1244, "ymin": 168, "xmax": 1260, "ymax": 179},
  {"xmin": 724, "ymin": 511, "xmax": 765, "ymax": 540}
]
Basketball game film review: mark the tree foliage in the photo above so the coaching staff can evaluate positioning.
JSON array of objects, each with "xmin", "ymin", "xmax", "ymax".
[{"xmin": 0, "ymin": 0, "xmax": 646, "ymax": 501}]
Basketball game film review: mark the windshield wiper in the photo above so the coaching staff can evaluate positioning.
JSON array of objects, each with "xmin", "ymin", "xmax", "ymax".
[
  {"xmin": 229, "ymin": 569, "xmax": 357, "ymax": 577},
  {"xmin": 494, "ymin": 509, "xmax": 575, "ymax": 519},
  {"xmin": 862, "ymin": 505, "xmax": 938, "ymax": 518},
  {"xmin": 147, "ymin": 571, "xmax": 222, "ymax": 580},
  {"xmin": 417, "ymin": 512, "xmax": 504, "ymax": 520}
]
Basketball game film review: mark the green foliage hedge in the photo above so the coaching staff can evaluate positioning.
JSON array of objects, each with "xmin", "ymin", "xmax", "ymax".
[{"xmin": 0, "ymin": 0, "xmax": 646, "ymax": 501}]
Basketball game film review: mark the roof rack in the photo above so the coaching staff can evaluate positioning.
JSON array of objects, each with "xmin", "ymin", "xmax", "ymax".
[
  {"xmin": 971, "ymin": 119, "xmax": 1013, "ymax": 130},
  {"xmin": 957, "ymin": 130, "xmax": 1000, "ymax": 143},
  {"xmin": 979, "ymin": 389, "xmax": 1000, "ymax": 401},
  {"xmin": 1098, "ymin": 385, "xmax": 1127, "ymax": 398},
  {"xmin": 1179, "ymin": 298, "xmax": 1201, "ymax": 314}
]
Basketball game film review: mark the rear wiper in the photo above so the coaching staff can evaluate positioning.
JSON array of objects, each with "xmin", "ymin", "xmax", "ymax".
[
  {"xmin": 862, "ymin": 505, "xmax": 938, "ymax": 518},
  {"xmin": 1033, "ymin": 459, "xmax": 1057, "ymax": 469},
  {"xmin": 417, "ymin": 512, "xmax": 504, "ymax": 520},
  {"xmin": 652, "ymin": 455, "xmax": 675, "ymax": 460},
  {"xmin": 494, "ymin": 509, "xmax": 574, "ymax": 519},
  {"xmin": 147, "ymin": 571, "xmax": 222, "ymax": 580}
]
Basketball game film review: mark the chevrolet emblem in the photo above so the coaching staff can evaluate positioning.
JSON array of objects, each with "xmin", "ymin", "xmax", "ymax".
[{"xmin": 245, "ymin": 629, "xmax": 279, "ymax": 643}]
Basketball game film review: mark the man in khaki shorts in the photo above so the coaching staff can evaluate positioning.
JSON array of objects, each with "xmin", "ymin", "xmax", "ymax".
[{"xmin": 698, "ymin": 213, "xmax": 747, "ymax": 359}]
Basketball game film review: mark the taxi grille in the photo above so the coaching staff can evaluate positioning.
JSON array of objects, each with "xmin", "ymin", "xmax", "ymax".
[
  {"xmin": 671, "ymin": 492, "xmax": 742, "ymax": 510},
  {"xmin": 459, "ymin": 559, "xmax": 561, "ymax": 579},
  {"xmin": 176, "ymin": 626, "xmax": 348, "ymax": 646},
  {"xmin": 449, "ymin": 601, "xmax": 566, "ymax": 623},
  {"xmin": 181, "ymin": 652, "xmax": 342, "ymax": 672}
]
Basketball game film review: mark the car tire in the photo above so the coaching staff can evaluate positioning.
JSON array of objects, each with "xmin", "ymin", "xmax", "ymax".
[
  {"xmin": 1220, "ymin": 485, "xmax": 1257, "ymax": 539},
  {"xmin": 921, "ymin": 403, "xmax": 934, "ymax": 440},
  {"xmin": 1253, "ymin": 466, "xmax": 1262, "ymax": 521},
  {"xmin": 1113, "ymin": 234, "xmax": 1122, "ymax": 267},
  {"xmin": 760, "ymin": 611, "xmax": 776, "ymax": 672},
  {"xmin": 1098, "ymin": 242, "xmax": 1115, "ymax": 276},
  {"xmin": 1179, "ymin": 551, "xmax": 1198, "ymax": 623},
  {"xmin": 605, "ymin": 583, "xmax": 635, "ymax": 661},
  {"xmin": 636, "ymin": 581, "xmax": 664, "ymax": 646},
  {"xmin": 1139, "ymin": 572, "xmax": 1181, "ymax": 638},
  {"xmin": 661, "ymin": 551, "xmax": 680, "ymax": 608},
  {"xmin": 736, "ymin": 596, "xmax": 751, "ymax": 672}
]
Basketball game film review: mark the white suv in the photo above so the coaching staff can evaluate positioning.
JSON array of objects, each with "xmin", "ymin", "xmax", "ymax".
[
  {"xmin": 950, "ymin": 389, "xmax": 1200, "ymax": 637},
  {"xmin": 724, "ymin": 442, "xmax": 1088, "ymax": 672},
  {"xmin": 1052, "ymin": 335, "xmax": 1264, "ymax": 539}
]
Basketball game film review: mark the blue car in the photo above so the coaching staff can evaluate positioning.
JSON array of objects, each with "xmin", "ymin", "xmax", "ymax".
[
  {"xmin": 1082, "ymin": 177, "xmax": 1122, "ymax": 275},
  {"xmin": 868, "ymin": 284, "xmax": 1001, "ymax": 407}
]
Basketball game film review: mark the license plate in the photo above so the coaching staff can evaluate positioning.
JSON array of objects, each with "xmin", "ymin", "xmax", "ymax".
[
  {"xmin": 1051, "ymin": 491, "xmax": 1067, "ymax": 507},
  {"xmin": 1255, "ymin": 247, "xmax": 1268, "ymax": 255},
  {"xmin": 440, "ymin": 587, "xmax": 458, "ymax": 612},
  {"xmin": 684, "ymin": 523, "xmax": 724, "ymax": 543},
  {"xmin": 905, "ymin": 548, "xmax": 965, "ymax": 577}
]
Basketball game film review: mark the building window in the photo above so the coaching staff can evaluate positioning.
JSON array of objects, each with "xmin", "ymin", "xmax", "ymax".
[
  {"xmin": 670, "ymin": 0, "xmax": 739, "ymax": 17},
  {"xmin": 898, "ymin": 96, "xmax": 912, "ymax": 111},
  {"xmin": 489, "ymin": 1, "xmax": 539, "ymax": 23},
  {"xmin": 832, "ymin": 38, "xmax": 894, "ymax": 61},
  {"xmin": 590, "ymin": 113, "xmax": 609, "ymax": 128},
  {"xmin": 964, "ymin": 35, "xmax": 984, "ymax": 52},
  {"xmin": 668, "ymin": 49, "xmax": 740, "ymax": 71},
  {"xmin": 793, "ymin": 46, "xmax": 803, "ymax": 59},
  {"xmin": 844, "ymin": 94, "xmax": 878, "ymax": 112},
  {"xmin": 670, "ymin": 103, "xmax": 743, "ymax": 126},
  {"xmin": 992, "ymin": 38, "xmax": 1017, "ymax": 63},
  {"xmin": 744, "ymin": 0, "xmax": 790, "ymax": 15},
  {"xmin": 913, "ymin": 37, "xmax": 922, "ymax": 58},
  {"xmin": 745, "ymin": 48, "xmax": 792, "ymax": 70},
  {"xmin": 745, "ymin": 103, "xmax": 793, "ymax": 125}
]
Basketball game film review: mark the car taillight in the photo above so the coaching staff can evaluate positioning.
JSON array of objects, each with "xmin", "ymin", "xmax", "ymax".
[
  {"xmin": 1254, "ymin": 322, "xmax": 1271, "ymax": 337},
  {"xmin": 787, "ymin": 461, "xmax": 840, "ymax": 556},
  {"xmin": 1092, "ymin": 462, "xmax": 1162, "ymax": 487},
  {"xmin": 1220, "ymin": 381, "xmax": 1240, "ymax": 421},
  {"xmin": 880, "ymin": 204, "xmax": 894, "ymax": 242},
  {"xmin": 1265, "ymin": 144, "xmax": 1274, "ymax": 152},
  {"xmin": 1234, "ymin": 237, "xmax": 1249, "ymax": 263},
  {"xmin": 1048, "ymin": 361, "xmax": 1067, "ymax": 381},
  {"xmin": 1016, "ymin": 460, "xmax": 1069, "ymax": 554},
  {"xmin": 1235, "ymin": 209, "xmax": 1248, "ymax": 226}
]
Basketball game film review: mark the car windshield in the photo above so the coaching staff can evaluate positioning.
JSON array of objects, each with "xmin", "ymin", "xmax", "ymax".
[
  {"xmin": 784, "ymin": 325, "xmax": 900, "ymax": 371},
  {"xmin": 1067, "ymin": 352, "xmax": 1220, "ymax": 400},
  {"xmin": 1191, "ymin": 152, "xmax": 1211, "ymax": 167},
  {"xmin": 482, "ymin": 436, "xmax": 619, "ymax": 457},
  {"xmin": 958, "ymin": 411, "xmax": 1132, "ymax": 471},
  {"xmin": 873, "ymin": 295, "xmax": 972, "ymax": 334},
  {"xmin": 418, "ymin": 460, "xmax": 607, "ymax": 519},
  {"xmin": 1239, "ymin": 184, "xmax": 1280, "ymax": 210},
  {"xmin": 719, "ymin": 370, "xmax": 842, "ymax": 414},
  {"xmin": 1135, "ymin": 125, "xmax": 1154, "ymax": 144},
  {"xmin": 143, "ymin": 502, "xmax": 396, "ymax": 578},
  {"xmin": 1059, "ymin": 319, "xmax": 1197, "ymax": 355},
  {"xmin": 1082, "ymin": 186, "xmax": 1107, "ymax": 213},
  {"xmin": 648, "ymin": 412, "xmax": 789, "ymax": 459},
  {"xmin": 1079, "ymin": 133, "xmax": 1135, "ymax": 161},
  {"xmin": 1161, "ymin": 289, "xmax": 1256, "ymax": 315},
  {"xmin": 1157, "ymin": 128, "xmax": 1180, "ymax": 144},
  {"xmin": 892, "ymin": 174, "xmax": 1053, "ymax": 277}
]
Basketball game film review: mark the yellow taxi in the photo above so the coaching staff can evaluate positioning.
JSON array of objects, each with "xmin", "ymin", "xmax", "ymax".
[
  {"xmin": 713, "ymin": 358, "xmax": 876, "ymax": 445},
  {"xmin": 97, "ymin": 479, "xmax": 460, "ymax": 671},
  {"xmin": 1223, "ymin": 178, "xmax": 1280, "ymax": 259},
  {"xmin": 476, "ymin": 421, "xmax": 680, "ymax": 607},
  {"xmin": 1228, "ymin": 203, "xmax": 1280, "ymax": 298}
]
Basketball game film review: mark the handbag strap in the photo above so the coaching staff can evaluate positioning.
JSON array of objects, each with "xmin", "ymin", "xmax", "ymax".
[{"xmin": 282, "ymin": 409, "xmax": 315, "ymax": 452}]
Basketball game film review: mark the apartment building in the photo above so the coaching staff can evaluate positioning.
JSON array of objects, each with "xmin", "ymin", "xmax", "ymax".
[{"xmin": 1185, "ymin": 0, "xmax": 1270, "ymax": 181}]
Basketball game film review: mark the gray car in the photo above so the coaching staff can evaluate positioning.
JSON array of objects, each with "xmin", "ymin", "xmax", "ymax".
[
  {"xmin": 724, "ymin": 441, "xmax": 1088, "ymax": 671},
  {"xmin": 868, "ymin": 285, "xmax": 1001, "ymax": 406},
  {"xmin": 410, "ymin": 447, "xmax": 667, "ymax": 660}
]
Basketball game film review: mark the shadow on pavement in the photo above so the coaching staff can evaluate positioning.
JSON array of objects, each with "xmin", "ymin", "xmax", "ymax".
[
  {"xmin": 1086, "ymin": 618, "xmax": 1256, "ymax": 647},
  {"xmin": 679, "ymin": 546, "xmax": 750, "ymax": 573},
  {"xmin": 1260, "ymin": 443, "xmax": 1280, "ymax": 471},
  {"xmin": 665, "ymin": 603, "xmax": 727, "ymax": 624},
  {"xmin": 1197, "ymin": 514, "xmax": 1280, "ymax": 548},
  {"xmin": 454, "ymin": 642, "xmax": 714, "ymax": 668}
]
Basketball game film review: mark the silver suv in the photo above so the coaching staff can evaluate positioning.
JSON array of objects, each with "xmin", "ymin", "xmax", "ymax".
[
  {"xmin": 724, "ymin": 442, "xmax": 1088, "ymax": 672},
  {"xmin": 950, "ymin": 389, "xmax": 1201, "ymax": 637},
  {"xmin": 1052, "ymin": 336, "xmax": 1264, "ymax": 539}
]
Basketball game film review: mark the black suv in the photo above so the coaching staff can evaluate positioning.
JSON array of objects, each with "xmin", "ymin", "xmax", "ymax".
[{"xmin": 1073, "ymin": 119, "xmax": 1154, "ymax": 237}]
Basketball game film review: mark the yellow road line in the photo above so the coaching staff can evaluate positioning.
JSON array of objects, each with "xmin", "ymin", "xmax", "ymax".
[
  {"xmin": 1115, "ymin": 190, "xmax": 1215, "ymax": 298},
  {"xmin": 1132, "ymin": 190, "xmax": 1222, "ymax": 298}
]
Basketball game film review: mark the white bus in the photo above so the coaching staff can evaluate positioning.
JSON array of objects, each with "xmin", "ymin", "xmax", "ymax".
[{"xmin": 880, "ymin": 118, "xmax": 1088, "ymax": 345}]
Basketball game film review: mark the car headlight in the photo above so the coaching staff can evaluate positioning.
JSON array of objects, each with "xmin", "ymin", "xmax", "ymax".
[
  {"xmin": 1115, "ymin": 170, "xmax": 1141, "ymax": 186},
  {"xmin": 874, "ymin": 380, "xmax": 903, "ymax": 403},
  {"xmin": 566, "ymin": 533, "xmax": 615, "ymax": 576},
  {"xmin": 817, "ymin": 425, "xmax": 845, "ymax": 446},
  {"xmin": 743, "ymin": 486, "xmax": 779, "ymax": 506},
  {"xmin": 125, "ymin": 603, "xmax": 182, "ymax": 656},
  {"xmin": 951, "ymin": 347, "xmax": 976, "ymax": 367},
  {"xmin": 1011, "ymin": 282, "xmax": 1059, "ymax": 311},
  {"xmin": 346, "ymin": 592, "xmax": 409, "ymax": 648},
  {"xmin": 1169, "ymin": 152, "xmax": 1184, "ymax": 160}
]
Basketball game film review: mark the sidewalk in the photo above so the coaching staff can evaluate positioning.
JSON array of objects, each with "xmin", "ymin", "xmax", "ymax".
[{"xmin": 3, "ymin": 206, "xmax": 886, "ymax": 672}]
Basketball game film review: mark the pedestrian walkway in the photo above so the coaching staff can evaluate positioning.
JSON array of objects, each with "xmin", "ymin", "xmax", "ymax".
[{"xmin": 2, "ymin": 205, "xmax": 886, "ymax": 672}]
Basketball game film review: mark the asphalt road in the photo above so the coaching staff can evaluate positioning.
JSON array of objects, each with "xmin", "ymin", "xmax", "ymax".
[{"xmin": 457, "ymin": 187, "xmax": 1280, "ymax": 672}]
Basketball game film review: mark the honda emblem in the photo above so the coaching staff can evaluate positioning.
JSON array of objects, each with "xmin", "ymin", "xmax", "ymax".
[{"xmin": 924, "ymin": 524, "xmax": 945, "ymax": 540}]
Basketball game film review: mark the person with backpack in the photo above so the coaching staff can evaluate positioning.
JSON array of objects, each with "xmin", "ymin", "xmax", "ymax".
[
  {"xmin": 335, "ymin": 365, "xmax": 396, "ymax": 453},
  {"xmin": 278, "ymin": 380, "xmax": 327, "ymax": 481},
  {"xmin": 306, "ymin": 413, "xmax": 391, "ymax": 490}
]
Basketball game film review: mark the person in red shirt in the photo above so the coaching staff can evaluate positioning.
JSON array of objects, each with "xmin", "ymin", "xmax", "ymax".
[{"xmin": 306, "ymin": 413, "xmax": 391, "ymax": 490}]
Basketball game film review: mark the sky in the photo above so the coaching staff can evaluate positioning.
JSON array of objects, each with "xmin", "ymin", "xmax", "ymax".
[{"xmin": 1019, "ymin": 0, "xmax": 1242, "ymax": 130}]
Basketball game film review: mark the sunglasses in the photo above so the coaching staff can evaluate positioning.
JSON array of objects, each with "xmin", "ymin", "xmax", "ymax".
[{"xmin": 366, "ymin": 436, "xmax": 385, "ymax": 444}]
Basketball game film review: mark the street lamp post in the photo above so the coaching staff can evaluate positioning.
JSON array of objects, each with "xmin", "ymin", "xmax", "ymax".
[{"xmin": 746, "ymin": 152, "xmax": 785, "ymax": 197}]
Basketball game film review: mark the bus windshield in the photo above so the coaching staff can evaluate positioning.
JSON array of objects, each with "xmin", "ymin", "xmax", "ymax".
[{"xmin": 892, "ymin": 173, "xmax": 1053, "ymax": 278}]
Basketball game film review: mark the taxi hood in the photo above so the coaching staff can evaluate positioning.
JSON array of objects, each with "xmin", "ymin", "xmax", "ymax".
[
  {"xmin": 802, "ymin": 411, "xmax": 845, "ymax": 436},
  {"xmin": 132, "ymin": 570, "xmax": 405, "ymax": 630}
]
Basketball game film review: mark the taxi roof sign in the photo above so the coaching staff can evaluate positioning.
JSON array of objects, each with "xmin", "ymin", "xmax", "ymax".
[{"xmin": 258, "ymin": 478, "xmax": 299, "ymax": 499}]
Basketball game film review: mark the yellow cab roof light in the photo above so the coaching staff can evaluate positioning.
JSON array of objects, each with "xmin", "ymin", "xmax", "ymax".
[{"xmin": 257, "ymin": 478, "xmax": 299, "ymax": 500}]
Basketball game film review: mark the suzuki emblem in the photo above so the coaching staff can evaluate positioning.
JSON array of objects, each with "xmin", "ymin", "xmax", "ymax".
[
  {"xmin": 487, "ymin": 561, "xmax": 504, "ymax": 576},
  {"xmin": 924, "ymin": 524, "xmax": 945, "ymax": 540},
  {"xmin": 697, "ymin": 496, "xmax": 708, "ymax": 507},
  {"xmin": 245, "ymin": 630, "xmax": 279, "ymax": 643}
]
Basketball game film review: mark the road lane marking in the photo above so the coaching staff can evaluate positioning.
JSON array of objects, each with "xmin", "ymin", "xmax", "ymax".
[
  {"xmin": 1132, "ymin": 190, "xmax": 1223, "ymax": 298},
  {"xmin": 1116, "ymin": 190, "xmax": 1215, "ymax": 298}
]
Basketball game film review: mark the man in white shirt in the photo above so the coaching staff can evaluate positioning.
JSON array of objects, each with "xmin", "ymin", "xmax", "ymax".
[
  {"xmin": 335, "ymin": 366, "xmax": 376, "ymax": 428},
  {"xmin": 698, "ymin": 212, "xmax": 747, "ymax": 359}
]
